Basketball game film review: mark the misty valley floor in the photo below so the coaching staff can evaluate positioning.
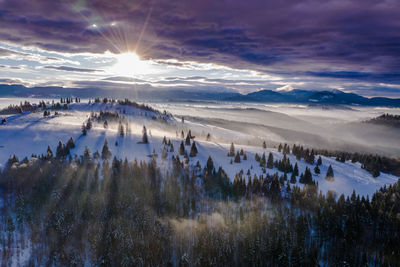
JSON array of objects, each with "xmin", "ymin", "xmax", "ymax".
[{"xmin": 0, "ymin": 98, "xmax": 399, "ymax": 266}]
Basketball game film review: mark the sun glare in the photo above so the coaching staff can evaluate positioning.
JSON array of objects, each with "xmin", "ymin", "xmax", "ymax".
[{"xmin": 110, "ymin": 52, "xmax": 151, "ymax": 76}]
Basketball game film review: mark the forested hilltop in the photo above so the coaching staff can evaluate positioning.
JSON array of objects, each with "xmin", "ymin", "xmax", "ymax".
[
  {"xmin": 364, "ymin": 113, "xmax": 400, "ymax": 128},
  {"xmin": 0, "ymin": 149, "xmax": 399, "ymax": 266},
  {"xmin": 0, "ymin": 98, "xmax": 399, "ymax": 266}
]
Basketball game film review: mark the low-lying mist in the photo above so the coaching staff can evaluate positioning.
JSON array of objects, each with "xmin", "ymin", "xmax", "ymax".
[{"xmin": 150, "ymin": 101, "xmax": 400, "ymax": 157}]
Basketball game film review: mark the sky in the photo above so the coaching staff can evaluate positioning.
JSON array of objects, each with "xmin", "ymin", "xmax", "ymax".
[{"xmin": 0, "ymin": 0, "xmax": 399, "ymax": 97}]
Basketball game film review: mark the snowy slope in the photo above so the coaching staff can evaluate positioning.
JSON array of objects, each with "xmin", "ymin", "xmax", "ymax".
[{"xmin": 0, "ymin": 100, "xmax": 398, "ymax": 198}]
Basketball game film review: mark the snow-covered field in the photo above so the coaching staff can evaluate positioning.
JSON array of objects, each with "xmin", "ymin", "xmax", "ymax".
[{"xmin": 0, "ymin": 99, "xmax": 398, "ymax": 198}]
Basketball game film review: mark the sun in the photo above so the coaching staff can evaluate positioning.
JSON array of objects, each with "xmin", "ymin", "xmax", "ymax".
[{"xmin": 110, "ymin": 52, "xmax": 151, "ymax": 76}]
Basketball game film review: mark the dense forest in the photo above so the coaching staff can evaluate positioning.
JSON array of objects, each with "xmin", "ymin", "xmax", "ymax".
[{"xmin": 1, "ymin": 145, "xmax": 399, "ymax": 266}]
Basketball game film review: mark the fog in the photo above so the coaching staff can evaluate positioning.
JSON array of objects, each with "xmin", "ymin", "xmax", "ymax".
[{"xmin": 149, "ymin": 101, "xmax": 400, "ymax": 157}]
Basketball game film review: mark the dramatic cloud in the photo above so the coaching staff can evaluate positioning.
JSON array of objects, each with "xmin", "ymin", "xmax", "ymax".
[{"xmin": 0, "ymin": 0, "xmax": 399, "ymax": 96}]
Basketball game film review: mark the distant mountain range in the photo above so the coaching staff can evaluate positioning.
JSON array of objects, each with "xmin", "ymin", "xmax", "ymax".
[
  {"xmin": 0, "ymin": 83, "xmax": 399, "ymax": 107},
  {"xmin": 225, "ymin": 89, "xmax": 400, "ymax": 106}
]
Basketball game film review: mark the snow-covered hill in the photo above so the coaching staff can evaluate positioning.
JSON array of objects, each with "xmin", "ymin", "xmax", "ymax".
[{"xmin": 0, "ymin": 100, "xmax": 398, "ymax": 197}]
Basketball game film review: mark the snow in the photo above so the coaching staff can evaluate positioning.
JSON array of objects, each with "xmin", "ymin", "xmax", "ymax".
[{"xmin": 0, "ymin": 99, "xmax": 398, "ymax": 198}]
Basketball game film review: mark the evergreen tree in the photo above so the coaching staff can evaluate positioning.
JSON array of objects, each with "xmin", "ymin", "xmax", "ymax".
[
  {"xmin": 234, "ymin": 151, "xmax": 241, "ymax": 163},
  {"xmin": 190, "ymin": 142, "xmax": 198, "ymax": 157},
  {"xmin": 293, "ymin": 163, "xmax": 299, "ymax": 176},
  {"xmin": 179, "ymin": 141, "xmax": 185, "ymax": 155},
  {"xmin": 83, "ymin": 146, "xmax": 91, "ymax": 161},
  {"xmin": 56, "ymin": 141, "xmax": 65, "ymax": 159},
  {"xmin": 229, "ymin": 143, "xmax": 235, "ymax": 157},
  {"xmin": 260, "ymin": 152, "xmax": 266, "ymax": 167},
  {"xmin": 103, "ymin": 120, "xmax": 108, "ymax": 129},
  {"xmin": 142, "ymin": 126, "xmax": 149, "ymax": 143},
  {"xmin": 206, "ymin": 156, "xmax": 214, "ymax": 172},
  {"xmin": 66, "ymin": 137, "xmax": 75, "ymax": 151},
  {"xmin": 267, "ymin": 152, "xmax": 274, "ymax": 169},
  {"xmin": 46, "ymin": 145, "xmax": 53, "ymax": 159},
  {"xmin": 263, "ymin": 141, "xmax": 267, "ymax": 149},
  {"xmin": 314, "ymin": 165, "xmax": 320, "ymax": 174},
  {"xmin": 81, "ymin": 123, "xmax": 87, "ymax": 136},
  {"xmin": 185, "ymin": 133, "xmax": 191, "ymax": 146},
  {"xmin": 303, "ymin": 167, "xmax": 313, "ymax": 184},
  {"xmin": 102, "ymin": 139, "xmax": 112, "ymax": 160},
  {"xmin": 290, "ymin": 172, "xmax": 297, "ymax": 184},
  {"xmin": 325, "ymin": 165, "xmax": 334, "ymax": 181},
  {"xmin": 317, "ymin": 156, "xmax": 322, "ymax": 166}
]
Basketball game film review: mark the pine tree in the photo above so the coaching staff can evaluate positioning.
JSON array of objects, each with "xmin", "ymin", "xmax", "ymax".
[
  {"xmin": 317, "ymin": 156, "xmax": 322, "ymax": 166},
  {"xmin": 190, "ymin": 142, "xmax": 198, "ymax": 157},
  {"xmin": 185, "ymin": 133, "xmax": 191, "ymax": 146},
  {"xmin": 290, "ymin": 172, "xmax": 297, "ymax": 184},
  {"xmin": 81, "ymin": 123, "xmax": 87, "ymax": 136},
  {"xmin": 314, "ymin": 165, "xmax": 320, "ymax": 174},
  {"xmin": 263, "ymin": 141, "xmax": 267, "ymax": 149},
  {"xmin": 83, "ymin": 146, "xmax": 91, "ymax": 161},
  {"xmin": 325, "ymin": 165, "xmax": 334, "ymax": 181},
  {"xmin": 260, "ymin": 152, "xmax": 266, "ymax": 167},
  {"xmin": 46, "ymin": 145, "xmax": 53, "ymax": 159},
  {"xmin": 278, "ymin": 143, "xmax": 282, "ymax": 153},
  {"xmin": 293, "ymin": 163, "xmax": 299, "ymax": 176},
  {"xmin": 162, "ymin": 136, "xmax": 167, "ymax": 145},
  {"xmin": 179, "ymin": 141, "xmax": 185, "ymax": 155},
  {"xmin": 66, "ymin": 137, "xmax": 75, "ymax": 151},
  {"xmin": 206, "ymin": 156, "xmax": 214, "ymax": 172},
  {"xmin": 243, "ymin": 153, "xmax": 247, "ymax": 160},
  {"xmin": 56, "ymin": 141, "xmax": 65, "ymax": 159},
  {"xmin": 234, "ymin": 151, "xmax": 241, "ymax": 163},
  {"xmin": 102, "ymin": 139, "xmax": 111, "ymax": 160},
  {"xmin": 303, "ymin": 167, "xmax": 313, "ymax": 184},
  {"xmin": 103, "ymin": 120, "xmax": 108, "ymax": 129},
  {"xmin": 142, "ymin": 126, "xmax": 149, "ymax": 143},
  {"xmin": 267, "ymin": 152, "xmax": 274, "ymax": 169},
  {"xmin": 229, "ymin": 143, "xmax": 235, "ymax": 157}
]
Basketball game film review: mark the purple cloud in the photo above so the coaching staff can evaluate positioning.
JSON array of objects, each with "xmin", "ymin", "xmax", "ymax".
[{"xmin": 0, "ymin": 0, "xmax": 399, "ymax": 86}]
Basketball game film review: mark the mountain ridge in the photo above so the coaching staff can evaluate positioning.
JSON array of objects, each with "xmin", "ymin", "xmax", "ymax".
[{"xmin": 0, "ymin": 83, "xmax": 399, "ymax": 106}]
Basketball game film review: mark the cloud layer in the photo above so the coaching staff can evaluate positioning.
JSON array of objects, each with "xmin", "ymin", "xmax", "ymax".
[{"xmin": 0, "ymin": 0, "xmax": 399, "ymax": 95}]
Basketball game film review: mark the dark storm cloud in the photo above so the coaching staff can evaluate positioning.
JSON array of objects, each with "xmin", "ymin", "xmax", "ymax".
[
  {"xmin": 43, "ymin": 65, "xmax": 103, "ymax": 73},
  {"xmin": 0, "ymin": 0, "xmax": 399, "ymax": 86}
]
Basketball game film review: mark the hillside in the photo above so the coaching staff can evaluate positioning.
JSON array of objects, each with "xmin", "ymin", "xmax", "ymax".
[{"xmin": 0, "ymin": 99, "xmax": 398, "ymax": 198}]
